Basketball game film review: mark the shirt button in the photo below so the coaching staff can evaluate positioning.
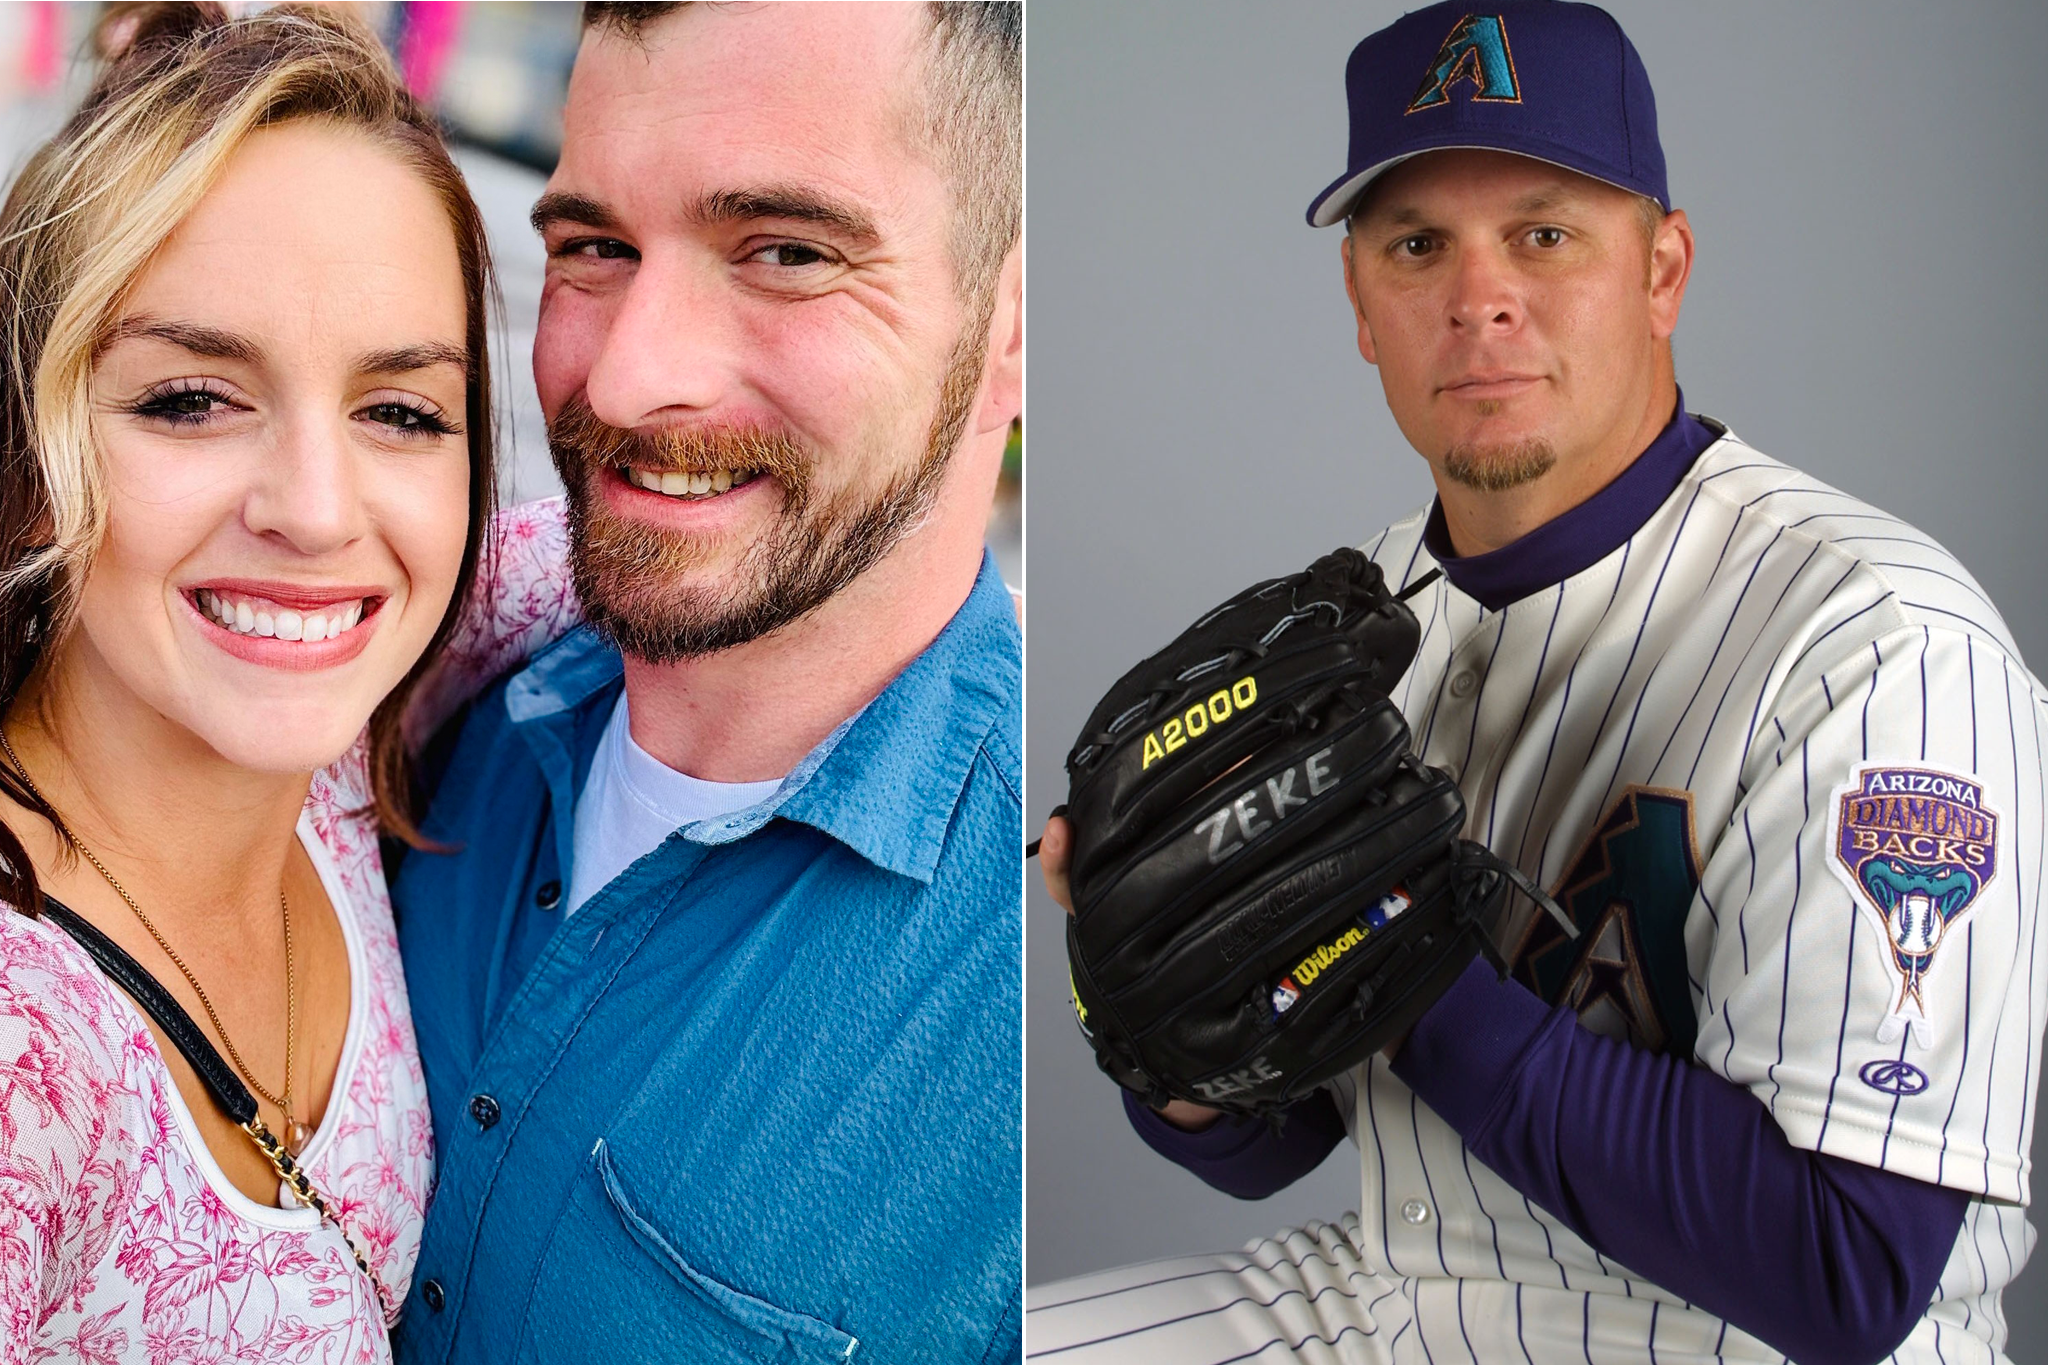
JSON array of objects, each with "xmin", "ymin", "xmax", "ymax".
[
  {"xmin": 422, "ymin": 1278, "xmax": 446, "ymax": 1312},
  {"xmin": 534, "ymin": 880, "xmax": 562, "ymax": 910},
  {"xmin": 1448, "ymin": 671, "xmax": 1477, "ymax": 698},
  {"xmin": 1400, "ymin": 1198, "xmax": 1432, "ymax": 1225},
  {"xmin": 469, "ymin": 1094, "xmax": 500, "ymax": 1130}
]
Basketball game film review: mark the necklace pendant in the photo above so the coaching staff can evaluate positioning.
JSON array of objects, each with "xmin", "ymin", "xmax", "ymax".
[{"xmin": 285, "ymin": 1119, "xmax": 312, "ymax": 1157}]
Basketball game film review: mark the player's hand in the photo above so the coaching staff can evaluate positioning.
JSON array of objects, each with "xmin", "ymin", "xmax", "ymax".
[
  {"xmin": 1042, "ymin": 813, "xmax": 1226, "ymax": 1130},
  {"xmin": 1038, "ymin": 812, "xmax": 1074, "ymax": 912},
  {"xmin": 1154, "ymin": 1097, "xmax": 1226, "ymax": 1131}
]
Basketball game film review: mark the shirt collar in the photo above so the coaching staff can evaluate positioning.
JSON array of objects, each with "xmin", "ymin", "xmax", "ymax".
[
  {"xmin": 1420, "ymin": 391, "xmax": 1723, "ymax": 612},
  {"xmin": 505, "ymin": 624, "xmax": 625, "ymax": 724},
  {"xmin": 777, "ymin": 552, "xmax": 1020, "ymax": 883},
  {"xmin": 502, "ymin": 550, "xmax": 1019, "ymax": 885}
]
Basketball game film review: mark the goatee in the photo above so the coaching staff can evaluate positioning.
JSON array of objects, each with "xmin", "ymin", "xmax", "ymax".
[{"xmin": 1441, "ymin": 438, "xmax": 1556, "ymax": 492}]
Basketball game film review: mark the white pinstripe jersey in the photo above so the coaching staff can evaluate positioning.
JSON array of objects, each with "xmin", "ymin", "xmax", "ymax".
[{"xmin": 1331, "ymin": 428, "xmax": 2048, "ymax": 1364}]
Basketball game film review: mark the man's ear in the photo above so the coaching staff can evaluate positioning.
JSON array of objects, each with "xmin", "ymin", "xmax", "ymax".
[
  {"xmin": 1341, "ymin": 233, "xmax": 1379, "ymax": 367},
  {"xmin": 1647, "ymin": 208, "xmax": 1694, "ymax": 341},
  {"xmin": 975, "ymin": 243, "xmax": 1023, "ymax": 434}
]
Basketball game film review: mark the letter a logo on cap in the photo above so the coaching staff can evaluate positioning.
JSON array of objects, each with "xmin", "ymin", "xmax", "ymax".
[{"xmin": 1407, "ymin": 14, "xmax": 1521, "ymax": 113}]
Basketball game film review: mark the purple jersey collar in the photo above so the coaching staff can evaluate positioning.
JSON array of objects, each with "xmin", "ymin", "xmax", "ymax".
[{"xmin": 1420, "ymin": 394, "xmax": 1721, "ymax": 612}]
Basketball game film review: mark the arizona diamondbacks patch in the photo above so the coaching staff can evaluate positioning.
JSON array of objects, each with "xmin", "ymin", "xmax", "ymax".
[{"xmin": 1826, "ymin": 766, "xmax": 1998, "ymax": 1049}]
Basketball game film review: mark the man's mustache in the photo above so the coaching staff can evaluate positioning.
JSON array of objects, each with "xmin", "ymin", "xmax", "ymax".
[{"xmin": 547, "ymin": 399, "xmax": 813, "ymax": 489}]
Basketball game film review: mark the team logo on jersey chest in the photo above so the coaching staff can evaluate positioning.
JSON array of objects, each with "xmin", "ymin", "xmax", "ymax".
[
  {"xmin": 1828, "ymin": 765, "xmax": 1999, "ymax": 1049},
  {"xmin": 1508, "ymin": 787, "xmax": 1702, "ymax": 1057}
]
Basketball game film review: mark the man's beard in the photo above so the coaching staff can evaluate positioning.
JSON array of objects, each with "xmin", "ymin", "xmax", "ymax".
[
  {"xmin": 550, "ymin": 328, "xmax": 986, "ymax": 662},
  {"xmin": 1441, "ymin": 438, "xmax": 1556, "ymax": 492}
]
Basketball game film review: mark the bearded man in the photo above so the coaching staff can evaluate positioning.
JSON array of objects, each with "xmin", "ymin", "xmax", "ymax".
[{"xmin": 387, "ymin": 5, "xmax": 1023, "ymax": 1363}]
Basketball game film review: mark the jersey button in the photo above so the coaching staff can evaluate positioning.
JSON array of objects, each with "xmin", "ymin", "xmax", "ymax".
[
  {"xmin": 1400, "ymin": 1198, "xmax": 1432, "ymax": 1225},
  {"xmin": 469, "ymin": 1094, "xmax": 501, "ymax": 1131},
  {"xmin": 422, "ymin": 1278, "xmax": 446, "ymax": 1312},
  {"xmin": 534, "ymin": 879, "xmax": 562, "ymax": 910},
  {"xmin": 1448, "ymin": 671, "xmax": 1477, "ymax": 698}
]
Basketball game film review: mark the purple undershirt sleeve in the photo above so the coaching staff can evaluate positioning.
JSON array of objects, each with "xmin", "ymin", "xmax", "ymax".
[
  {"xmin": 1390, "ymin": 957, "xmax": 1968, "ymax": 1365},
  {"xmin": 1122, "ymin": 1086, "xmax": 1347, "ymax": 1201}
]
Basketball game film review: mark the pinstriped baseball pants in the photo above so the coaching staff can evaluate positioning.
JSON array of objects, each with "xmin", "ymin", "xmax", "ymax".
[{"xmin": 1025, "ymin": 1216, "xmax": 1402, "ymax": 1364}]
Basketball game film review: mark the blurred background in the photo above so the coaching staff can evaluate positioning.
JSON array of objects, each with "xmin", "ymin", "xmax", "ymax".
[
  {"xmin": 0, "ymin": 1, "xmax": 1020, "ymax": 583},
  {"xmin": 1028, "ymin": 0, "xmax": 2048, "ymax": 1358}
]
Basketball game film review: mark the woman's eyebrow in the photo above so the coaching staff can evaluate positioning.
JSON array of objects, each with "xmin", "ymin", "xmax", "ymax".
[
  {"xmin": 357, "ymin": 342, "xmax": 472, "ymax": 378},
  {"xmin": 105, "ymin": 316, "xmax": 260, "ymax": 363}
]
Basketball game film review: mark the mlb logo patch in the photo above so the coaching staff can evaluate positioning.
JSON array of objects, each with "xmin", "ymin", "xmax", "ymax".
[
  {"xmin": 1365, "ymin": 886, "xmax": 1412, "ymax": 930},
  {"xmin": 1270, "ymin": 977, "xmax": 1301, "ymax": 1018}
]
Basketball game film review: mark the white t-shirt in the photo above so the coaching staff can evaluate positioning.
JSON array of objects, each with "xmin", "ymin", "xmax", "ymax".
[{"xmin": 566, "ymin": 694, "xmax": 784, "ymax": 914}]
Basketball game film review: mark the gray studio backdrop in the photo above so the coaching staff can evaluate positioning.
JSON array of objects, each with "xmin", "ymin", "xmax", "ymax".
[{"xmin": 1023, "ymin": 0, "xmax": 2048, "ymax": 1356}]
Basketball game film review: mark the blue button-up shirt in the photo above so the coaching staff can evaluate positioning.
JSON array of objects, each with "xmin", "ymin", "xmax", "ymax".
[{"xmin": 389, "ymin": 556, "xmax": 1021, "ymax": 1365}]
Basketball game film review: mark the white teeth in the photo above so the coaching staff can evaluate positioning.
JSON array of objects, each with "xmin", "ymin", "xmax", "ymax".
[
  {"xmin": 199, "ymin": 591, "xmax": 372, "ymax": 644},
  {"xmin": 660, "ymin": 470, "xmax": 689, "ymax": 496}
]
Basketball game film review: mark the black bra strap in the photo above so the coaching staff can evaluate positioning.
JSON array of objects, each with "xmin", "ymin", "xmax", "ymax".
[{"xmin": 38, "ymin": 896, "xmax": 259, "ymax": 1127}]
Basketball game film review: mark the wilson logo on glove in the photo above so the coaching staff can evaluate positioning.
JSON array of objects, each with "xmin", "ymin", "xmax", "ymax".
[
  {"xmin": 1294, "ymin": 925, "xmax": 1365, "ymax": 987},
  {"xmin": 1140, "ymin": 675, "xmax": 1258, "ymax": 769},
  {"xmin": 1271, "ymin": 887, "xmax": 1413, "ymax": 1018}
]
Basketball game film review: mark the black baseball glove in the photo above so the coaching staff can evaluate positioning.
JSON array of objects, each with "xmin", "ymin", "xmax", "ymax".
[{"xmin": 1057, "ymin": 547, "xmax": 1569, "ymax": 1118}]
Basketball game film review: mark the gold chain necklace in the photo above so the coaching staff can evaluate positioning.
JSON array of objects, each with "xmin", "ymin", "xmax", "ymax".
[{"xmin": 0, "ymin": 728, "xmax": 305, "ymax": 1153}]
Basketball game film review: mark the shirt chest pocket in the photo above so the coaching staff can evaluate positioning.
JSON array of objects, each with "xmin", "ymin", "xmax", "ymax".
[{"xmin": 516, "ymin": 1137, "xmax": 860, "ymax": 1365}]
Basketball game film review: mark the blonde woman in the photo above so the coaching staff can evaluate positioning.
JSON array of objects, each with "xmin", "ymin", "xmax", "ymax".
[{"xmin": 0, "ymin": 5, "xmax": 576, "ymax": 1357}]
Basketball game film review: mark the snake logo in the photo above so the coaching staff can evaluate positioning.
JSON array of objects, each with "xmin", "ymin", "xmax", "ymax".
[{"xmin": 1832, "ymin": 766, "xmax": 1998, "ymax": 1048}]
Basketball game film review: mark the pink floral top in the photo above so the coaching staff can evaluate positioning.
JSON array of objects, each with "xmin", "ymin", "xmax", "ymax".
[{"xmin": 0, "ymin": 500, "xmax": 576, "ymax": 1364}]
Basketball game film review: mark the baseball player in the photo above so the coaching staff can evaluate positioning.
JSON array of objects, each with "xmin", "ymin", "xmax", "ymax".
[{"xmin": 1028, "ymin": 3, "xmax": 2047, "ymax": 1363}]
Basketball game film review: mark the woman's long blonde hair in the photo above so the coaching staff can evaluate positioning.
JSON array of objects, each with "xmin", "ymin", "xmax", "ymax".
[{"xmin": 0, "ymin": 2, "xmax": 499, "ymax": 911}]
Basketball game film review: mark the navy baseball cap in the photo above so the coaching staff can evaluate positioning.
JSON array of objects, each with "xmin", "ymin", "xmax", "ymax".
[{"xmin": 1306, "ymin": 0, "xmax": 1668, "ymax": 228}]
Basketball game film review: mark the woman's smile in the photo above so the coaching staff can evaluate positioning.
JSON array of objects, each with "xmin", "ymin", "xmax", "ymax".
[{"xmin": 187, "ymin": 582, "xmax": 388, "ymax": 670}]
